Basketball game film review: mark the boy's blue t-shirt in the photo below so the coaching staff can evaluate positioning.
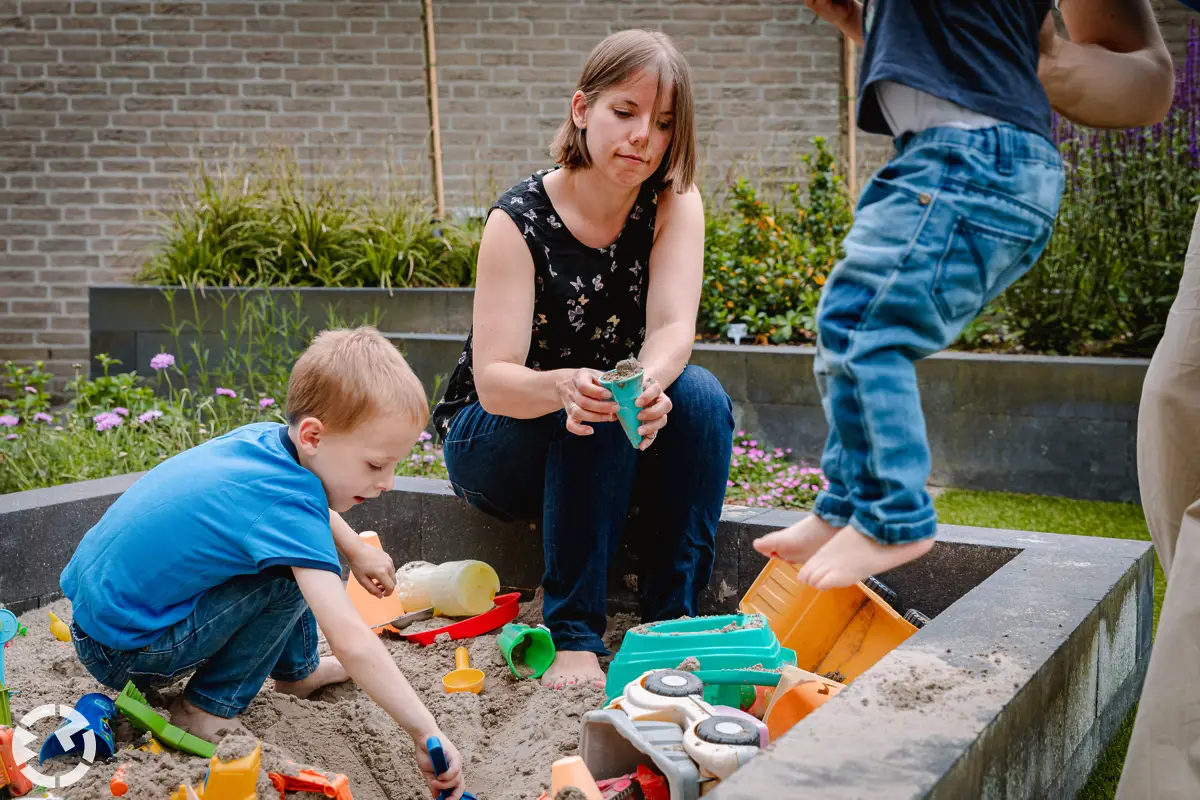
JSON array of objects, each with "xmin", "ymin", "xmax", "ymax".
[
  {"xmin": 857, "ymin": 0, "xmax": 1054, "ymax": 142},
  {"xmin": 61, "ymin": 422, "xmax": 342, "ymax": 651}
]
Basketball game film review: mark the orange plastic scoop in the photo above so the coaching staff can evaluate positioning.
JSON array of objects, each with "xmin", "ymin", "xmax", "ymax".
[{"xmin": 442, "ymin": 647, "xmax": 485, "ymax": 694}]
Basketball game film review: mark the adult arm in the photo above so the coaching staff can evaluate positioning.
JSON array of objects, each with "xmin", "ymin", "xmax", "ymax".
[
  {"xmin": 1040, "ymin": 0, "xmax": 1174, "ymax": 128},
  {"xmin": 471, "ymin": 210, "xmax": 617, "ymax": 429},
  {"xmin": 637, "ymin": 186, "xmax": 705, "ymax": 392},
  {"xmin": 805, "ymin": 0, "xmax": 865, "ymax": 47}
]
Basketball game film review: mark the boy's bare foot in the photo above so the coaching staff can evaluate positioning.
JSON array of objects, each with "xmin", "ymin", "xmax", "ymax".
[
  {"xmin": 752, "ymin": 514, "xmax": 837, "ymax": 565},
  {"xmin": 168, "ymin": 696, "xmax": 253, "ymax": 744},
  {"xmin": 797, "ymin": 526, "xmax": 934, "ymax": 590},
  {"xmin": 274, "ymin": 656, "xmax": 351, "ymax": 699},
  {"xmin": 540, "ymin": 650, "xmax": 606, "ymax": 690}
]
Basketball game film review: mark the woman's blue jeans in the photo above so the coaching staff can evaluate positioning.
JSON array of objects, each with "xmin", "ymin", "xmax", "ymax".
[{"xmin": 443, "ymin": 365, "xmax": 734, "ymax": 654}]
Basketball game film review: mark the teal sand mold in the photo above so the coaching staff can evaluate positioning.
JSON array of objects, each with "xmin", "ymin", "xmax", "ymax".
[{"xmin": 598, "ymin": 359, "xmax": 644, "ymax": 448}]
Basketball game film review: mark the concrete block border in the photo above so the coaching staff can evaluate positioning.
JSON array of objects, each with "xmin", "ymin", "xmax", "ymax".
[
  {"xmin": 0, "ymin": 473, "xmax": 1153, "ymax": 798},
  {"xmin": 90, "ymin": 286, "xmax": 1148, "ymax": 502}
]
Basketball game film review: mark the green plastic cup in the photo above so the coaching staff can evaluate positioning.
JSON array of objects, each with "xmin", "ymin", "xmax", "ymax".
[
  {"xmin": 598, "ymin": 367, "xmax": 644, "ymax": 448},
  {"xmin": 497, "ymin": 623, "xmax": 556, "ymax": 680}
]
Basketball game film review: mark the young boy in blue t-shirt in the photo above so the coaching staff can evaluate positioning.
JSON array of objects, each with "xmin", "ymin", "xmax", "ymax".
[
  {"xmin": 60, "ymin": 326, "xmax": 466, "ymax": 799},
  {"xmin": 755, "ymin": 0, "xmax": 1173, "ymax": 588}
]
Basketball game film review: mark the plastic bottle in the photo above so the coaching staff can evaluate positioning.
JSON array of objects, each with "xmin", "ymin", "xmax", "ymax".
[{"xmin": 398, "ymin": 560, "xmax": 500, "ymax": 617}]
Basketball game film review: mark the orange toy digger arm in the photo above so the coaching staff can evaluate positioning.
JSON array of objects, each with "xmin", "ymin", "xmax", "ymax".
[
  {"xmin": 0, "ymin": 727, "xmax": 34, "ymax": 797},
  {"xmin": 269, "ymin": 769, "xmax": 353, "ymax": 800}
]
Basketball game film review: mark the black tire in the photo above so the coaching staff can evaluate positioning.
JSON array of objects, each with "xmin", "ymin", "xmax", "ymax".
[
  {"xmin": 904, "ymin": 608, "xmax": 930, "ymax": 628},
  {"xmin": 696, "ymin": 716, "xmax": 761, "ymax": 747},
  {"xmin": 644, "ymin": 670, "xmax": 704, "ymax": 698},
  {"xmin": 864, "ymin": 576, "xmax": 901, "ymax": 610}
]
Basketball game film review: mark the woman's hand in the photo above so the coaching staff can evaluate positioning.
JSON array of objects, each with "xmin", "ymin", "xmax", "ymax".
[
  {"xmin": 634, "ymin": 372, "xmax": 672, "ymax": 450},
  {"xmin": 557, "ymin": 368, "xmax": 619, "ymax": 436}
]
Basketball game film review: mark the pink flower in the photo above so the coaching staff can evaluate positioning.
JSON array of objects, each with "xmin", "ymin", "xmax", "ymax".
[
  {"xmin": 259, "ymin": 397, "xmax": 275, "ymax": 409},
  {"xmin": 737, "ymin": 430, "xmax": 746, "ymax": 437},
  {"xmin": 418, "ymin": 431, "xmax": 433, "ymax": 442},
  {"xmin": 423, "ymin": 454, "xmax": 435, "ymax": 464},
  {"xmin": 150, "ymin": 353, "xmax": 175, "ymax": 370},
  {"xmin": 94, "ymin": 412, "xmax": 123, "ymax": 431},
  {"xmin": 4, "ymin": 433, "xmax": 17, "ymax": 441},
  {"xmin": 732, "ymin": 446, "xmax": 745, "ymax": 456},
  {"xmin": 33, "ymin": 412, "xmax": 52, "ymax": 423},
  {"xmin": 137, "ymin": 409, "xmax": 163, "ymax": 424},
  {"xmin": 215, "ymin": 387, "xmax": 236, "ymax": 398},
  {"xmin": 23, "ymin": 386, "xmax": 36, "ymax": 394},
  {"xmin": 726, "ymin": 480, "xmax": 734, "ymax": 487},
  {"xmin": 114, "ymin": 407, "xmax": 129, "ymax": 417},
  {"xmin": 0, "ymin": 415, "xmax": 18, "ymax": 427}
]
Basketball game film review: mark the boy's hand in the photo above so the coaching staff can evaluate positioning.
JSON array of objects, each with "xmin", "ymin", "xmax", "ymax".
[
  {"xmin": 416, "ymin": 733, "xmax": 465, "ymax": 799},
  {"xmin": 349, "ymin": 541, "xmax": 397, "ymax": 599}
]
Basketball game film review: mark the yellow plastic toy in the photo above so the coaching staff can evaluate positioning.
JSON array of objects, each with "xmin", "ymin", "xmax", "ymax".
[
  {"xmin": 442, "ymin": 647, "xmax": 485, "ymax": 694},
  {"xmin": 739, "ymin": 557, "xmax": 918, "ymax": 686},
  {"xmin": 170, "ymin": 741, "xmax": 261, "ymax": 800},
  {"xmin": 47, "ymin": 611, "xmax": 69, "ymax": 643}
]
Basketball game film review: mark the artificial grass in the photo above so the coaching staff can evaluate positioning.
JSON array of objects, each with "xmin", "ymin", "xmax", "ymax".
[{"xmin": 933, "ymin": 490, "xmax": 1160, "ymax": 800}]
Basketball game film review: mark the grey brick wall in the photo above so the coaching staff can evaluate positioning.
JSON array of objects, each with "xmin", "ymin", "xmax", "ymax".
[{"xmin": 0, "ymin": 0, "xmax": 1195, "ymax": 386}]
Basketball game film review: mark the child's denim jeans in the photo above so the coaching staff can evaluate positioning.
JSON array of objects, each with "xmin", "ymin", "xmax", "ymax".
[
  {"xmin": 71, "ymin": 567, "xmax": 319, "ymax": 718},
  {"xmin": 442, "ymin": 365, "xmax": 734, "ymax": 654},
  {"xmin": 813, "ymin": 124, "xmax": 1064, "ymax": 544}
]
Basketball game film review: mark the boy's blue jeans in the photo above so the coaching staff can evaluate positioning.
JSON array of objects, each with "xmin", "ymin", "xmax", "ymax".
[
  {"xmin": 71, "ymin": 567, "xmax": 319, "ymax": 718},
  {"xmin": 813, "ymin": 125, "xmax": 1064, "ymax": 544},
  {"xmin": 443, "ymin": 365, "xmax": 734, "ymax": 654}
]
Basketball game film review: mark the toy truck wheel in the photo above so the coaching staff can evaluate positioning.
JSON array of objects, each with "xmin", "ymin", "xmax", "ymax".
[
  {"xmin": 903, "ymin": 608, "xmax": 930, "ymax": 628},
  {"xmin": 864, "ymin": 576, "xmax": 901, "ymax": 610},
  {"xmin": 644, "ymin": 670, "xmax": 704, "ymax": 698},
  {"xmin": 696, "ymin": 716, "xmax": 761, "ymax": 747}
]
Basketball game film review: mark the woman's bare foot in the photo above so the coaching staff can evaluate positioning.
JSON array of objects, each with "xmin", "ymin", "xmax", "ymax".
[
  {"xmin": 752, "ymin": 514, "xmax": 837, "ymax": 565},
  {"xmin": 168, "ymin": 696, "xmax": 253, "ymax": 744},
  {"xmin": 274, "ymin": 656, "xmax": 351, "ymax": 699},
  {"xmin": 797, "ymin": 526, "xmax": 935, "ymax": 590},
  {"xmin": 540, "ymin": 650, "xmax": 606, "ymax": 690}
]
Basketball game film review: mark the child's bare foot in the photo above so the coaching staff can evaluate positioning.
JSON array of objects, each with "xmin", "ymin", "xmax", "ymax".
[
  {"xmin": 540, "ymin": 651, "xmax": 606, "ymax": 690},
  {"xmin": 274, "ymin": 656, "xmax": 351, "ymax": 699},
  {"xmin": 168, "ymin": 696, "xmax": 253, "ymax": 744},
  {"xmin": 797, "ymin": 526, "xmax": 934, "ymax": 590},
  {"xmin": 752, "ymin": 514, "xmax": 837, "ymax": 565}
]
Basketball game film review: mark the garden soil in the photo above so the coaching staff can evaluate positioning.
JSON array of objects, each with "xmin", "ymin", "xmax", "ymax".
[{"xmin": 4, "ymin": 593, "xmax": 638, "ymax": 800}]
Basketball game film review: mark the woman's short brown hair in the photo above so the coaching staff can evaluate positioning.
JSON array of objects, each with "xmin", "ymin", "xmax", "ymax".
[{"xmin": 550, "ymin": 29, "xmax": 697, "ymax": 193}]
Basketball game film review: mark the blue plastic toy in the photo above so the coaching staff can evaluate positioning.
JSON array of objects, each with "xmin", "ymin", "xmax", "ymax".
[
  {"xmin": 0, "ymin": 609, "xmax": 19, "ymax": 687},
  {"xmin": 427, "ymin": 736, "xmax": 477, "ymax": 800},
  {"xmin": 40, "ymin": 693, "xmax": 117, "ymax": 762}
]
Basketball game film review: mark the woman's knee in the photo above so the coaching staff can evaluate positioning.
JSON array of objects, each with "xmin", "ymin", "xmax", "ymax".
[{"xmin": 666, "ymin": 366, "xmax": 733, "ymax": 428}]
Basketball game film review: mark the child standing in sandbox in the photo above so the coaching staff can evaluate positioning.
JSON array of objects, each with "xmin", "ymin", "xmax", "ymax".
[
  {"xmin": 59, "ymin": 326, "xmax": 466, "ymax": 799},
  {"xmin": 755, "ymin": 0, "xmax": 1173, "ymax": 588}
]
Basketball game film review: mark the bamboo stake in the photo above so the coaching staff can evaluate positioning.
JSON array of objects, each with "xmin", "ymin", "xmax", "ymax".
[
  {"xmin": 843, "ymin": 33, "xmax": 858, "ymax": 198},
  {"xmin": 421, "ymin": 0, "xmax": 446, "ymax": 220}
]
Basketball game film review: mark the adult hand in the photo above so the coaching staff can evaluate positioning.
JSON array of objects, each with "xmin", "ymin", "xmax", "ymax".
[
  {"xmin": 556, "ymin": 368, "xmax": 619, "ymax": 436},
  {"xmin": 634, "ymin": 371, "xmax": 672, "ymax": 451},
  {"xmin": 1037, "ymin": 12, "xmax": 1063, "ymax": 80}
]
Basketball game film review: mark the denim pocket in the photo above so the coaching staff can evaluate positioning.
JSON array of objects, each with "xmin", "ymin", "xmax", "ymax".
[
  {"xmin": 932, "ymin": 217, "xmax": 1037, "ymax": 324},
  {"xmin": 126, "ymin": 649, "xmax": 207, "ymax": 686},
  {"xmin": 451, "ymin": 482, "xmax": 518, "ymax": 524}
]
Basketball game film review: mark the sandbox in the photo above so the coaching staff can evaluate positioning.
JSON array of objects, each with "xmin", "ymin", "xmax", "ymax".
[{"xmin": 0, "ymin": 474, "xmax": 1154, "ymax": 798}]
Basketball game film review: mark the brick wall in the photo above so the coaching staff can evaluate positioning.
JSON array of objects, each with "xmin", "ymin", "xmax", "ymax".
[{"xmin": 0, "ymin": 0, "xmax": 1195, "ymax": 386}]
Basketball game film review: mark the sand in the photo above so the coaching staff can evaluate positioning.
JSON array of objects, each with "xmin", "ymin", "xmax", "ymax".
[
  {"xmin": 2, "ymin": 592, "xmax": 638, "ymax": 800},
  {"xmin": 600, "ymin": 358, "xmax": 642, "ymax": 382}
]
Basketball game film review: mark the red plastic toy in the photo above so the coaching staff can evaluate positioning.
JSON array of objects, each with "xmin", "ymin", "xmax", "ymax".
[
  {"xmin": 400, "ymin": 593, "xmax": 521, "ymax": 646},
  {"xmin": 0, "ymin": 727, "xmax": 33, "ymax": 797},
  {"xmin": 269, "ymin": 768, "xmax": 353, "ymax": 799}
]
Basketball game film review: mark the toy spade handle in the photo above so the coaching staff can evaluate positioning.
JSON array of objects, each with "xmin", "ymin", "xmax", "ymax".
[{"xmin": 427, "ymin": 736, "xmax": 452, "ymax": 799}]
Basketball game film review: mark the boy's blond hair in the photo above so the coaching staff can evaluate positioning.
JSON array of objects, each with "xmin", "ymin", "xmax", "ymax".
[{"xmin": 286, "ymin": 326, "xmax": 428, "ymax": 431}]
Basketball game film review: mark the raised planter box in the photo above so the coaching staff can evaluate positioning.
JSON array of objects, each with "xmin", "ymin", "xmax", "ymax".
[
  {"xmin": 90, "ymin": 286, "xmax": 1149, "ymax": 502},
  {"xmin": 0, "ymin": 473, "xmax": 1154, "ymax": 799}
]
